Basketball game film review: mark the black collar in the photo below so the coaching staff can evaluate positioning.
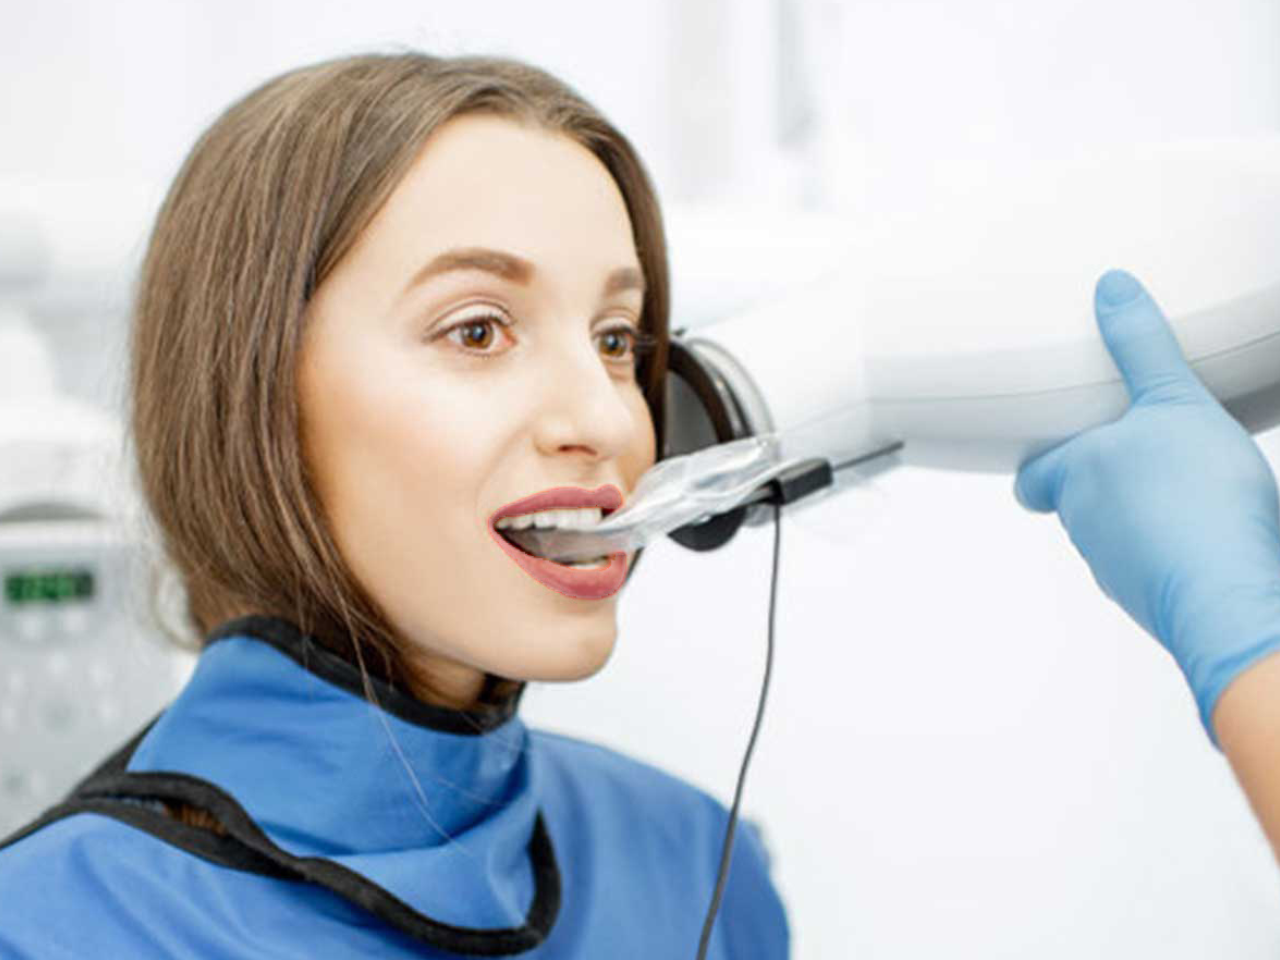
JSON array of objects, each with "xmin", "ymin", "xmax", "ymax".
[{"xmin": 206, "ymin": 614, "xmax": 524, "ymax": 735}]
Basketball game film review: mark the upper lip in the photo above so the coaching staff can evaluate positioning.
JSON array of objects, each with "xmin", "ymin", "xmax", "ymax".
[{"xmin": 490, "ymin": 484, "xmax": 624, "ymax": 526}]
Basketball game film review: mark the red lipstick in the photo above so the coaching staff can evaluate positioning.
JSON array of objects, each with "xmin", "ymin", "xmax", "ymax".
[{"xmin": 488, "ymin": 485, "xmax": 628, "ymax": 600}]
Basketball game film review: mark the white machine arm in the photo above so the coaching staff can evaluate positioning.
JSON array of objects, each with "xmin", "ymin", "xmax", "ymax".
[{"xmin": 686, "ymin": 135, "xmax": 1280, "ymax": 475}]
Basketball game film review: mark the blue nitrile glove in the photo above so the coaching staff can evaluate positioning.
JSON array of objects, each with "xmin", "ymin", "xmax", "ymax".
[{"xmin": 1014, "ymin": 269, "xmax": 1280, "ymax": 750}]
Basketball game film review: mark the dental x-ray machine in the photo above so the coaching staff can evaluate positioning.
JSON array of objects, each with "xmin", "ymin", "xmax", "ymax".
[
  {"xmin": 508, "ymin": 136, "xmax": 1280, "ymax": 562},
  {"xmin": 498, "ymin": 136, "xmax": 1280, "ymax": 956}
]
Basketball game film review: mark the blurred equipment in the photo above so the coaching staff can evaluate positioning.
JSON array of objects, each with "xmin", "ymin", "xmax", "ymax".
[{"xmin": 0, "ymin": 208, "xmax": 187, "ymax": 838}]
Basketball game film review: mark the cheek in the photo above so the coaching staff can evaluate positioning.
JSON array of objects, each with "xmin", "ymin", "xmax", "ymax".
[
  {"xmin": 297, "ymin": 361, "xmax": 511, "ymax": 664},
  {"xmin": 308, "ymin": 383, "xmax": 491, "ymax": 537},
  {"xmin": 296, "ymin": 335, "xmax": 490, "ymax": 568},
  {"xmin": 626, "ymin": 391, "xmax": 658, "ymax": 480}
]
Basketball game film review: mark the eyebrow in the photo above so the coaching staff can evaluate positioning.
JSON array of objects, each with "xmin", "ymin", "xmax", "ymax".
[{"xmin": 404, "ymin": 246, "xmax": 645, "ymax": 299}]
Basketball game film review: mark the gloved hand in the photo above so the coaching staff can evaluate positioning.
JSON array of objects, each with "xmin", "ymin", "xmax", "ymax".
[{"xmin": 1014, "ymin": 269, "xmax": 1280, "ymax": 750}]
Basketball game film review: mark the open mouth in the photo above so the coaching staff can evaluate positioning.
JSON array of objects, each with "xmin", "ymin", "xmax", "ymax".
[
  {"xmin": 495, "ymin": 506, "xmax": 617, "ymax": 564},
  {"xmin": 496, "ymin": 527, "xmax": 540, "ymax": 558}
]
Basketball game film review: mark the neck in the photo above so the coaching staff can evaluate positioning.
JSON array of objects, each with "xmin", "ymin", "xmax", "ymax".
[{"xmin": 399, "ymin": 647, "xmax": 490, "ymax": 710}]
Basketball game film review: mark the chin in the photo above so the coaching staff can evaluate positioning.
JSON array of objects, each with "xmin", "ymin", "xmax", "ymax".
[{"xmin": 512, "ymin": 630, "xmax": 618, "ymax": 684}]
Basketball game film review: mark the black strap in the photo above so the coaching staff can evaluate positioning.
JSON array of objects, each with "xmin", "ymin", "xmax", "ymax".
[{"xmin": 0, "ymin": 716, "xmax": 561, "ymax": 957}]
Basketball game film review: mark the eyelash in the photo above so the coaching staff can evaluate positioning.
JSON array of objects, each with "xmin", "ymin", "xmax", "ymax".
[{"xmin": 435, "ymin": 309, "xmax": 659, "ymax": 370}]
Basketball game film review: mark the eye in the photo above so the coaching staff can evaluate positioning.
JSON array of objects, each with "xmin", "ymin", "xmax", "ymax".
[
  {"xmin": 435, "ymin": 309, "xmax": 659, "ymax": 371},
  {"xmin": 598, "ymin": 323, "xmax": 660, "ymax": 368},
  {"xmin": 440, "ymin": 310, "xmax": 513, "ymax": 355}
]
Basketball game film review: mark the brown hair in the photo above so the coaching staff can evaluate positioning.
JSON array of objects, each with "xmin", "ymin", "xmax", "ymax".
[{"xmin": 128, "ymin": 51, "xmax": 670, "ymax": 711}]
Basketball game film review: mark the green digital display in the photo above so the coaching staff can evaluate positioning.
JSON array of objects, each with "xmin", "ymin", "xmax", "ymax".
[{"xmin": 3, "ymin": 569, "xmax": 95, "ymax": 606}]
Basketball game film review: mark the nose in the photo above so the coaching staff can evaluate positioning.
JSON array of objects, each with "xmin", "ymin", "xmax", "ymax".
[{"xmin": 531, "ymin": 331, "xmax": 642, "ymax": 462}]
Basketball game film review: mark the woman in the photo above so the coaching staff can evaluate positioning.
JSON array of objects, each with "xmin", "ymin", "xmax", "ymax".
[{"xmin": 0, "ymin": 52, "xmax": 790, "ymax": 958}]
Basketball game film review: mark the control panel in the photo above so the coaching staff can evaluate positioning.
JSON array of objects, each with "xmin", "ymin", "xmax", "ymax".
[{"xmin": 0, "ymin": 517, "xmax": 191, "ymax": 837}]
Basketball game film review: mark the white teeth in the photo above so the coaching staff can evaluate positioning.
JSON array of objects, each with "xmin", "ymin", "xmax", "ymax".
[
  {"xmin": 495, "ymin": 506, "xmax": 604, "ymax": 531},
  {"xmin": 562, "ymin": 557, "xmax": 610, "ymax": 569}
]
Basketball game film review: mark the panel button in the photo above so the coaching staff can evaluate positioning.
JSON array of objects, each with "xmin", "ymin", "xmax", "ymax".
[
  {"xmin": 14, "ymin": 613, "xmax": 42, "ymax": 644},
  {"xmin": 58, "ymin": 607, "xmax": 90, "ymax": 637},
  {"xmin": 44, "ymin": 652, "xmax": 69, "ymax": 679}
]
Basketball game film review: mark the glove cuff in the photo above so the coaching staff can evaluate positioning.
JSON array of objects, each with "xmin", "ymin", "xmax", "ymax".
[{"xmin": 1193, "ymin": 634, "xmax": 1280, "ymax": 752}]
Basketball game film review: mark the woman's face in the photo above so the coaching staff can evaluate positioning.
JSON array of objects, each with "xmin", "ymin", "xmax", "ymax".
[{"xmin": 297, "ymin": 114, "xmax": 657, "ymax": 707}]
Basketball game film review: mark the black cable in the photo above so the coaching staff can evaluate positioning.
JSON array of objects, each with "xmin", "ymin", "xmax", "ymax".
[{"xmin": 695, "ymin": 498, "xmax": 781, "ymax": 959}]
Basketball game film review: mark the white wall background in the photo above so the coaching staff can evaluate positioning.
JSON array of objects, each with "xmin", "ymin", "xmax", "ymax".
[{"xmin": 4, "ymin": 1, "xmax": 1280, "ymax": 957}]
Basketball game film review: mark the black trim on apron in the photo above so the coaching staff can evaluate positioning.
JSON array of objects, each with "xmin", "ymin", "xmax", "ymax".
[
  {"xmin": 207, "ymin": 615, "xmax": 524, "ymax": 736},
  {"xmin": 0, "ymin": 681, "xmax": 561, "ymax": 957}
]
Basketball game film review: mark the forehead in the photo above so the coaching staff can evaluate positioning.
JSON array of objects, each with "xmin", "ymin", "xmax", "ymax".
[{"xmin": 362, "ymin": 113, "xmax": 639, "ymax": 276}]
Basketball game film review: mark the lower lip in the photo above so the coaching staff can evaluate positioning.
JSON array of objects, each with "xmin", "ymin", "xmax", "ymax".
[{"xmin": 489, "ymin": 524, "xmax": 629, "ymax": 599}]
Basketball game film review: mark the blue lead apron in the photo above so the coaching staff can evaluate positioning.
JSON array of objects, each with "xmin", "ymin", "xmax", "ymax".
[{"xmin": 0, "ymin": 616, "xmax": 790, "ymax": 958}]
